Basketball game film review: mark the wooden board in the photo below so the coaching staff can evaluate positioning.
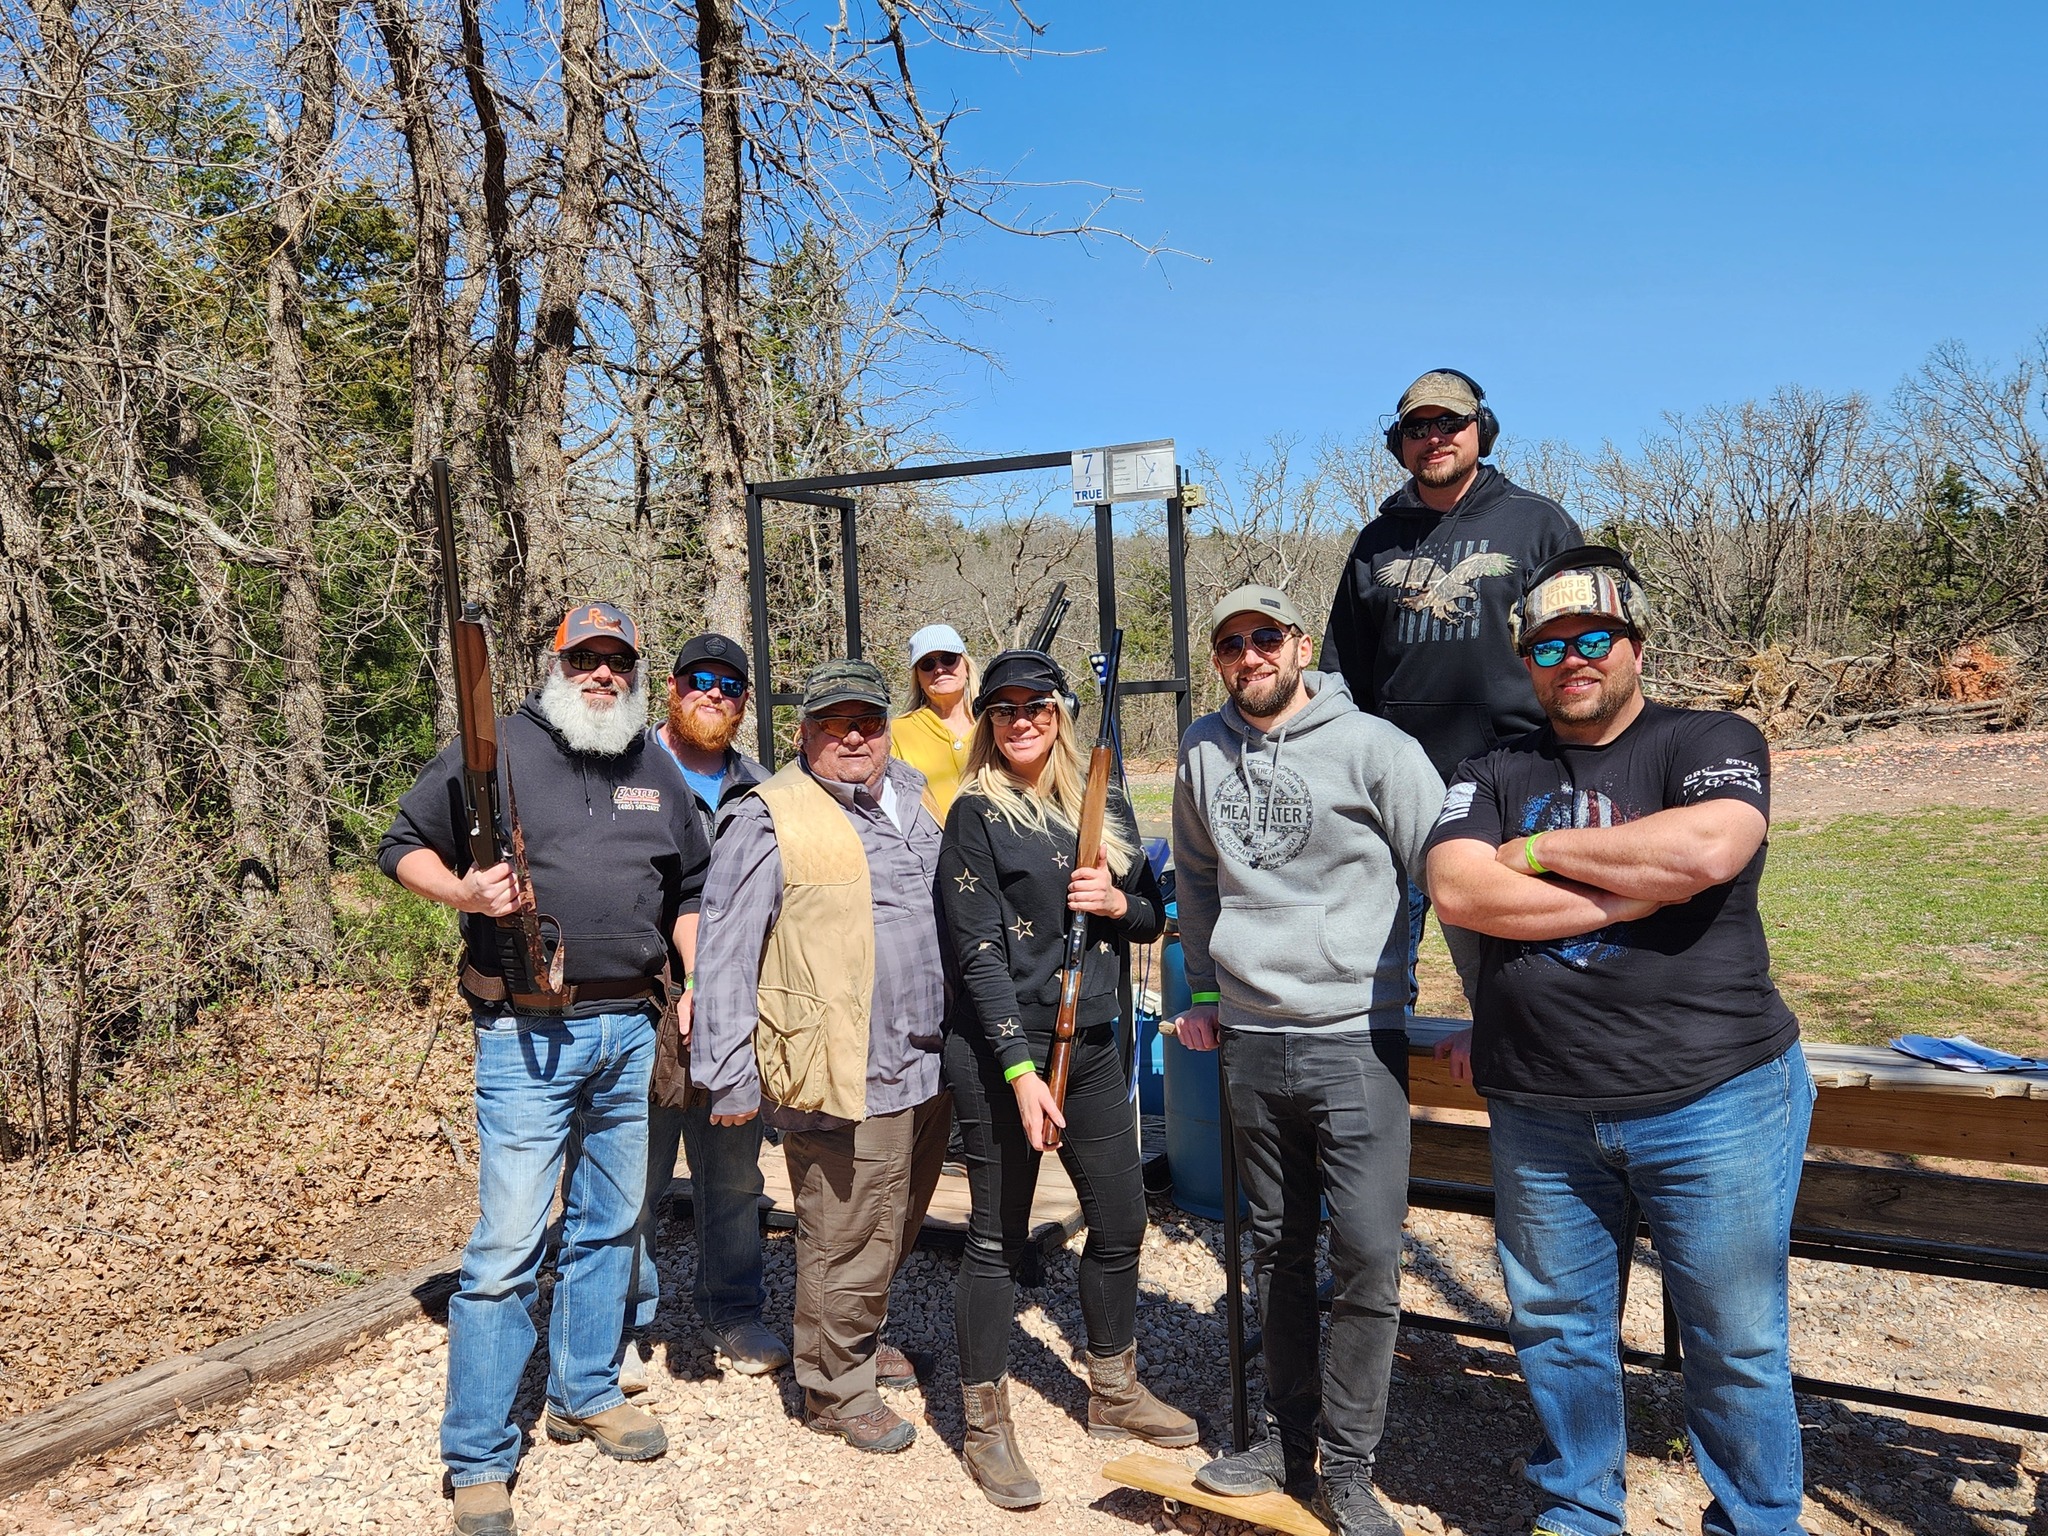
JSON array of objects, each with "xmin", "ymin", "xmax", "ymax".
[
  {"xmin": 0, "ymin": 1251, "xmax": 462, "ymax": 1497},
  {"xmin": 1099, "ymin": 1451, "xmax": 1338, "ymax": 1536},
  {"xmin": 1405, "ymin": 1017, "xmax": 2048, "ymax": 1166},
  {"xmin": 672, "ymin": 1146, "xmax": 1085, "ymax": 1251}
]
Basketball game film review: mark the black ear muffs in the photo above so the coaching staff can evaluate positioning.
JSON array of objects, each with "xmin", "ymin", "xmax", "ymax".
[{"xmin": 1383, "ymin": 367, "xmax": 1500, "ymax": 463}]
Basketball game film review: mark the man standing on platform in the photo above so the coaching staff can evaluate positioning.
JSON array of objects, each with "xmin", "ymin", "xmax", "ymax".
[
  {"xmin": 691, "ymin": 660, "xmax": 952, "ymax": 1455},
  {"xmin": 1427, "ymin": 547, "xmax": 1811, "ymax": 1536},
  {"xmin": 380, "ymin": 603, "xmax": 709, "ymax": 1536},
  {"xmin": 1170, "ymin": 585, "xmax": 1444, "ymax": 1536},
  {"xmin": 626, "ymin": 632, "xmax": 781, "ymax": 1384},
  {"xmin": 1322, "ymin": 369, "xmax": 1581, "ymax": 997}
]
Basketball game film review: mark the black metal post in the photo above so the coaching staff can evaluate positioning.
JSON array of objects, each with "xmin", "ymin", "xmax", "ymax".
[
  {"xmin": 840, "ymin": 501, "xmax": 862, "ymax": 659},
  {"xmin": 1093, "ymin": 503, "xmax": 1117, "ymax": 657},
  {"xmin": 1217, "ymin": 1056, "xmax": 1249, "ymax": 1452},
  {"xmin": 745, "ymin": 490, "xmax": 775, "ymax": 766},
  {"xmin": 1166, "ymin": 475, "xmax": 1193, "ymax": 740}
]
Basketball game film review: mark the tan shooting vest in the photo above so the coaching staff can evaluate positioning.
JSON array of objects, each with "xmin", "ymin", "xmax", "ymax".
[{"xmin": 750, "ymin": 764, "xmax": 875, "ymax": 1122}]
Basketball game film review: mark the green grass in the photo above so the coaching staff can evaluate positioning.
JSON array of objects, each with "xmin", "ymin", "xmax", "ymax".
[{"xmin": 1761, "ymin": 807, "xmax": 2048, "ymax": 1052}]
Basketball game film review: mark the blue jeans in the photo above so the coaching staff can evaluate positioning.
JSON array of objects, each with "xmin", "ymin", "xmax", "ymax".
[
  {"xmin": 629, "ymin": 1096, "xmax": 766, "ymax": 1332},
  {"xmin": 1406, "ymin": 878, "xmax": 1481, "ymax": 1013},
  {"xmin": 441, "ymin": 1009, "xmax": 655, "ymax": 1488},
  {"xmin": 1488, "ymin": 1043, "xmax": 1815, "ymax": 1536}
]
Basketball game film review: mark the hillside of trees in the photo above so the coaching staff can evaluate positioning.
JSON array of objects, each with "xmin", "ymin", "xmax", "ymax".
[{"xmin": 2, "ymin": 0, "xmax": 2043, "ymax": 1160}]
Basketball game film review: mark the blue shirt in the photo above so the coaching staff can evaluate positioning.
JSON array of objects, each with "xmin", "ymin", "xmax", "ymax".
[{"xmin": 653, "ymin": 726, "xmax": 728, "ymax": 812}]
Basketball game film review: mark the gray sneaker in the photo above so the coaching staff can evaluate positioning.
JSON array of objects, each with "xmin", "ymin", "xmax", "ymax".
[
  {"xmin": 1193, "ymin": 1437, "xmax": 1317, "ymax": 1499},
  {"xmin": 702, "ymin": 1317, "xmax": 791, "ymax": 1375},
  {"xmin": 1313, "ymin": 1474, "xmax": 1402, "ymax": 1536}
]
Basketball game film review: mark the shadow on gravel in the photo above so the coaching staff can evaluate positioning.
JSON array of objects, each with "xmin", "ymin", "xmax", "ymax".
[{"xmin": 1801, "ymin": 1400, "xmax": 2044, "ymax": 1536}]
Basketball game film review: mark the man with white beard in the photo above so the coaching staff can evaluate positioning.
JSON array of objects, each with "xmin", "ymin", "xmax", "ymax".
[{"xmin": 380, "ymin": 603, "xmax": 712, "ymax": 1536}]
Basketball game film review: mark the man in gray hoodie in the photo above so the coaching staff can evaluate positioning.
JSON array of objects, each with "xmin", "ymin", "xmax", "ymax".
[{"xmin": 1170, "ymin": 585, "xmax": 1444, "ymax": 1536}]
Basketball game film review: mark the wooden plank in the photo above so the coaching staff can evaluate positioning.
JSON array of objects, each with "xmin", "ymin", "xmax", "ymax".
[
  {"xmin": 1803, "ymin": 1042, "xmax": 2048, "ymax": 1100},
  {"xmin": 207, "ymin": 1255, "xmax": 462, "ymax": 1381},
  {"xmin": 0, "ymin": 1360, "xmax": 250, "ymax": 1496},
  {"xmin": 1099, "ymin": 1451, "xmax": 1340, "ymax": 1536}
]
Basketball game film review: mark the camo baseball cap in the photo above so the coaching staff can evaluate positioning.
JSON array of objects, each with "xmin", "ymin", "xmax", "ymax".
[
  {"xmin": 1397, "ymin": 370, "xmax": 1480, "ymax": 420},
  {"xmin": 1510, "ymin": 546, "xmax": 1654, "ymax": 651},
  {"xmin": 553, "ymin": 601, "xmax": 640, "ymax": 654},
  {"xmin": 800, "ymin": 657, "xmax": 891, "ymax": 714}
]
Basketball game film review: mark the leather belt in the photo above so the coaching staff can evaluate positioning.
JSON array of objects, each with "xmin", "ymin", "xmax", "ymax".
[{"xmin": 461, "ymin": 965, "xmax": 660, "ymax": 1014}]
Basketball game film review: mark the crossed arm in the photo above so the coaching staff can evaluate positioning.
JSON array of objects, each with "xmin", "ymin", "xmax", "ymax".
[{"xmin": 1427, "ymin": 798, "xmax": 1767, "ymax": 940}]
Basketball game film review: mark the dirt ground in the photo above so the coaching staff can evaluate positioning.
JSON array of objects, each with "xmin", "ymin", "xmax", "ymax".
[{"xmin": 2, "ymin": 729, "xmax": 2045, "ymax": 1533}]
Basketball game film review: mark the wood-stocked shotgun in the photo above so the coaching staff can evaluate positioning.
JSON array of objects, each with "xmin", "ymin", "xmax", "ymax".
[
  {"xmin": 429, "ymin": 457, "xmax": 567, "ymax": 1001},
  {"xmin": 1042, "ymin": 628, "xmax": 1123, "ymax": 1151}
]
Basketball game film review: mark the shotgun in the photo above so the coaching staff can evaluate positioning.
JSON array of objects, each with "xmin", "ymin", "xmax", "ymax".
[
  {"xmin": 1025, "ymin": 581, "xmax": 1070, "ymax": 653},
  {"xmin": 1042, "ymin": 628, "xmax": 1122, "ymax": 1150},
  {"xmin": 430, "ymin": 457, "xmax": 567, "ymax": 1000}
]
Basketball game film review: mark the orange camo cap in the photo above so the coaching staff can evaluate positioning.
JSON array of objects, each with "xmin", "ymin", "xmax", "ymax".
[{"xmin": 553, "ymin": 601, "xmax": 641, "ymax": 654}]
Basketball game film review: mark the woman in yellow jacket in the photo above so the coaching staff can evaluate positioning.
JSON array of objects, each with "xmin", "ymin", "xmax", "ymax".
[{"xmin": 892, "ymin": 623, "xmax": 979, "ymax": 818}]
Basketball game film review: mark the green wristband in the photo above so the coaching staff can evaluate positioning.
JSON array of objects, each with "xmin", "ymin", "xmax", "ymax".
[
  {"xmin": 681, "ymin": 975, "xmax": 694, "ymax": 991},
  {"xmin": 1524, "ymin": 834, "xmax": 1549, "ymax": 875},
  {"xmin": 1003, "ymin": 1059, "xmax": 1037, "ymax": 1083},
  {"xmin": 1189, "ymin": 990, "xmax": 1220, "ymax": 1005}
]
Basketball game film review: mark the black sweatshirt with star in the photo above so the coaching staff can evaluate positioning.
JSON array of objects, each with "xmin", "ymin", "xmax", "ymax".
[{"xmin": 938, "ymin": 786, "xmax": 1164, "ymax": 1078}]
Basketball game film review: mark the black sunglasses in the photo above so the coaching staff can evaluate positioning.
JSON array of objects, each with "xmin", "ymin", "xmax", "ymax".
[
  {"xmin": 811, "ymin": 712, "xmax": 886, "ymax": 739},
  {"xmin": 1400, "ymin": 411, "xmax": 1477, "ymax": 441},
  {"xmin": 678, "ymin": 669, "xmax": 745, "ymax": 700},
  {"xmin": 915, "ymin": 651, "xmax": 962, "ymax": 673},
  {"xmin": 986, "ymin": 696, "xmax": 1059, "ymax": 725},
  {"xmin": 1526, "ymin": 630, "xmax": 1621, "ymax": 667},
  {"xmin": 1213, "ymin": 625, "xmax": 1292, "ymax": 663},
  {"xmin": 561, "ymin": 647, "xmax": 637, "ymax": 674}
]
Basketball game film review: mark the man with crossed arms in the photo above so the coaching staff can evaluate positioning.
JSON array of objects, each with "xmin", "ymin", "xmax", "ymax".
[{"xmin": 1427, "ymin": 547, "xmax": 1811, "ymax": 1536}]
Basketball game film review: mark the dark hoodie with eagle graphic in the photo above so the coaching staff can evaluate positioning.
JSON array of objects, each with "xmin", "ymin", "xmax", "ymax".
[{"xmin": 1321, "ymin": 463, "xmax": 1580, "ymax": 780}]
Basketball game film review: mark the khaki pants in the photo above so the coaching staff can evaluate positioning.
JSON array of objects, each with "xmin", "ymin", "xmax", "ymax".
[{"xmin": 781, "ymin": 1090, "xmax": 951, "ymax": 1418}]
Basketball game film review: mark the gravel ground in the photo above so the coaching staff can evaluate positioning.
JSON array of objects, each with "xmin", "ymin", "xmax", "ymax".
[{"xmin": 7, "ymin": 1188, "xmax": 2044, "ymax": 1536}]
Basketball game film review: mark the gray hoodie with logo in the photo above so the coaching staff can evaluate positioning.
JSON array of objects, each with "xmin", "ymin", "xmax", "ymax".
[{"xmin": 1172, "ymin": 670, "xmax": 1445, "ymax": 1032}]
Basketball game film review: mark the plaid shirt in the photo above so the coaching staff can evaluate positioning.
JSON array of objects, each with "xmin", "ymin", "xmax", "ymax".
[{"xmin": 692, "ymin": 757, "xmax": 947, "ymax": 1128}]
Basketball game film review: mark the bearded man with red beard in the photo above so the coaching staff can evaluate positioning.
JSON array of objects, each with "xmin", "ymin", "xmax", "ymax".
[{"xmin": 621, "ymin": 632, "xmax": 789, "ymax": 1386}]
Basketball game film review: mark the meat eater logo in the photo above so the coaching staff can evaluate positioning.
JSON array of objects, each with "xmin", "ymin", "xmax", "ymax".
[{"xmin": 1209, "ymin": 761, "xmax": 1314, "ymax": 869}]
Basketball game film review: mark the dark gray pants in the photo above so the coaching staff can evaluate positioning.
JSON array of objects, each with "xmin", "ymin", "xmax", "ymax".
[{"xmin": 1220, "ymin": 1027, "xmax": 1410, "ymax": 1479}]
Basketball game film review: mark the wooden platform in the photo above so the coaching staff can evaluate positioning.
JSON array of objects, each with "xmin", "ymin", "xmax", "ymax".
[
  {"xmin": 1099, "ymin": 1452, "xmax": 1339, "ymax": 1536},
  {"xmin": 670, "ymin": 1143, "xmax": 1085, "ymax": 1252}
]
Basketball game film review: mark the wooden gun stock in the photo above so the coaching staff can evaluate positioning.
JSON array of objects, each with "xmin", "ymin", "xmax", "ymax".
[{"xmin": 1044, "ymin": 631, "xmax": 1122, "ymax": 1150}]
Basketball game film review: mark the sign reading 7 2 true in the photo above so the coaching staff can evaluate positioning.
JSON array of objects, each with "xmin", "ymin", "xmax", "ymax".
[{"xmin": 1072, "ymin": 440, "xmax": 1177, "ymax": 505}]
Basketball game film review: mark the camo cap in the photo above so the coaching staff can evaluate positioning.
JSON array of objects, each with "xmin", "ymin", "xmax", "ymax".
[
  {"xmin": 1510, "ymin": 546, "xmax": 1654, "ymax": 651},
  {"xmin": 1397, "ymin": 370, "xmax": 1480, "ymax": 420},
  {"xmin": 800, "ymin": 657, "xmax": 891, "ymax": 714}
]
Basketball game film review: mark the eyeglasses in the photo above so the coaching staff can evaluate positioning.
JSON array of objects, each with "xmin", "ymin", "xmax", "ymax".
[
  {"xmin": 810, "ymin": 712, "xmax": 886, "ymax": 739},
  {"xmin": 1526, "ymin": 630, "xmax": 1622, "ymax": 668},
  {"xmin": 1399, "ymin": 412, "xmax": 1476, "ymax": 441},
  {"xmin": 1213, "ymin": 626, "xmax": 1292, "ymax": 663},
  {"xmin": 679, "ymin": 670, "xmax": 745, "ymax": 700},
  {"xmin": 986, "ymin": 696, "xmax": 1058, "ymax": 725},
  {"xmin": 562, "ymin": 647, "xmax": 637, "ymax": 675},
  {"xmin": 915, "ymin": 651, "xmax": 962, "ymax": 673}
]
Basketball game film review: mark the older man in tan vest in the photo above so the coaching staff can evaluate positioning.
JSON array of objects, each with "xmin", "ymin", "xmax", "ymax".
[{"xmin": 691, "ymin": 658, "xmax": 951, "ymax": 1454}]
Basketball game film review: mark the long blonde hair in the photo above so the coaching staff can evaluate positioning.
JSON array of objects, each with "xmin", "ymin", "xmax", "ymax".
[
  {"xmin": 901, "ymin": 649, "xmax": 981, "ymax": 719},
  {"xmin": 961, "ymin": 695, "xmax": 1137, "ymax": 877}
]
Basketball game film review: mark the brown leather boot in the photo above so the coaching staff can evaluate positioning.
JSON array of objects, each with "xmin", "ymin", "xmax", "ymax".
[
  {"xmin": 1083, "ymin": 1342, "xmax": 1199, "ymax": 1447},
  {"xmin": 451, "ymin": 1480, "xmax": 517, "ymax": 1536},
  {"xmin": 960, "ymin": 1377, "xmax": 1043, "ymax": 1509}
]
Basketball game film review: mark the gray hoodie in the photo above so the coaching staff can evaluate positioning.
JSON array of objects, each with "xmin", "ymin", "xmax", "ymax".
[{"xmin": 1172, "ymin": 670, "xmax": 1445, "ymax": 1032}]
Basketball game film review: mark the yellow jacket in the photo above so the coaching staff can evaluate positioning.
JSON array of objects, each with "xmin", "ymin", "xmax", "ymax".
[{"xmin": 891, "ymin": 705, "xmax": 972, "ymax": 820}]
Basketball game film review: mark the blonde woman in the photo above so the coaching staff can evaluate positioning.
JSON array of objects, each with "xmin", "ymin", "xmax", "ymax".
[
  {"xmin": 892, "ymin": 623, "xmax": 979, "ymax": 817},
  {"xmin": 936, "ymin": 648, "xmax": 1194, "ymax": 1510}
]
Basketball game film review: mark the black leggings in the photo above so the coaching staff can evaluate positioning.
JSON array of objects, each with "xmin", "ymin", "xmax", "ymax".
[{"xmin": 945, "ymin": 1023, "xmax": 1146, "ymax": 1384}]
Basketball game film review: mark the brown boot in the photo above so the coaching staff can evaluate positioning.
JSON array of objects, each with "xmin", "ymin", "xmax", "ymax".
[
  {"xmin": 543, "ymin": 1402, "xmax": 668, "ymax": 1461},
  {"xmin": 451, "ymin": 1480, "xmax": 517, "ymax": 1536},
  {"xmin": 1084, "ymin": 1342, "xmax": 1199, "ymax": 1447},
  {"xmin": 960, "ymin": 1377, "xmax": 1044, "ymax": 1510}
]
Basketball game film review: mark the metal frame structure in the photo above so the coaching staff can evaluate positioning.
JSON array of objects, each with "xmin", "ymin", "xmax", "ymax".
[{"xmin": 745, "ymin": 450, "xmax": 1195, "ymax": 766}]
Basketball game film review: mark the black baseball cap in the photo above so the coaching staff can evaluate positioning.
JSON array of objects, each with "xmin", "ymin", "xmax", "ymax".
[
  {"xmin": 671, "ymin": 632, "xmax": 749, "ymax": 687},
  {"xmin": 974, "ymin": 648, "xmax": 1069, "ymax": 714}
]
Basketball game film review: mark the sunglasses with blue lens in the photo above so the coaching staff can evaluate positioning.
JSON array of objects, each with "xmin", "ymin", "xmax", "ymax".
[
  {"xmin": 680, "ymin": 669, "xmax": 746, "ymax": 699},
  {"xmin": 1526, "ymin": 630, "xmax": 1621, "ymax": 668}
]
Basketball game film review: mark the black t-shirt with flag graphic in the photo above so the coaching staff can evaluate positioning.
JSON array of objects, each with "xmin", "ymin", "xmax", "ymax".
[{"xmin": 1424, "ymin": 701, "xmax": 1799, "ymax": 1112}]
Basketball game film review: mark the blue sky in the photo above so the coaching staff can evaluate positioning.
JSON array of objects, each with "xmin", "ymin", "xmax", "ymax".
[{"xmin": 906, "ymin": 2, "xmax": 2048, "ymax": 474}]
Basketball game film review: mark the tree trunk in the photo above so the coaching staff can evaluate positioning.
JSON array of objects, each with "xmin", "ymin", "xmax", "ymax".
[
  {"xmin": 265, "ymin": 0, "xmax": 341, "ymax": 972},
  {"xmin": 697, "ymin": 0, "xmax": 751, "ymax": 645}
]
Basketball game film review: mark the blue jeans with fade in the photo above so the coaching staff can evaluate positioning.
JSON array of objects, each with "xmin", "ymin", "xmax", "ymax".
[
  {"xmin": 628, "ymin": 1095, "xmax": 766, "ymax": 1333},
  {"xmin": 1488, "ymin": 1043, "xmax": 1815, "ymax": 1536},
  {"xmin": 441, "ymin": 1008, "xmax": 656, "ymax": 1489}
]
